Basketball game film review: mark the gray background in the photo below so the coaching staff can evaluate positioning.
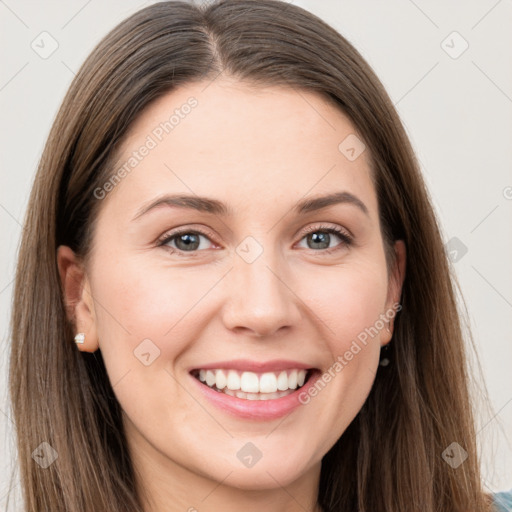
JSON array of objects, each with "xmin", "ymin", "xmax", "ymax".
[{"xmin": 1, "ymin": 0, "xmax": 511, "ymax": 507}]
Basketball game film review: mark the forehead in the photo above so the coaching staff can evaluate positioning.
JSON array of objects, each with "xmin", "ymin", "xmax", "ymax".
[{"xmin": 104, "ymin": 78, "xmax": 377, "ymax": 220}]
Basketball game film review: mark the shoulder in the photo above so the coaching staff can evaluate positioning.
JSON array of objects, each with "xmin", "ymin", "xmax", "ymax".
[{"xmin": 493, "ymin": 489, "xmax": 512, "ymax": 512}]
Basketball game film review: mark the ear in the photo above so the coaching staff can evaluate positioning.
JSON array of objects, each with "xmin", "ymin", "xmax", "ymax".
[
  {"xmin": 57, "ymin": 245, "xmax": 99, "ymax": 353},
  {"xmin": 381, "ymin": 239, "xmax": 406, "ymax": 346}
]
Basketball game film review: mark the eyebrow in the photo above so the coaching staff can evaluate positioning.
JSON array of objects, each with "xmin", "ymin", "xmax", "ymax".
[
  {"xmin": 133, "ymin": 191, "xmax": 369, "ymax": 221},
  {"xmin": 296, "ymin": 191, "xmax": 369, "ymax": 216}
]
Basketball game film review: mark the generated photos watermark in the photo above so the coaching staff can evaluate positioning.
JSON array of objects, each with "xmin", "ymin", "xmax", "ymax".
[
  {"xmin": 298, "ymin": 302, "xmax": 402, "ymax": 405},
  {"xmin": 93, "ymin": 96, "xmax": 198, "ymax": 200}
]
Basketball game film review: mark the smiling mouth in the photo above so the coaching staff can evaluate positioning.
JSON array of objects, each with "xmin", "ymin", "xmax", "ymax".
[{"xmin": 190, "ymin": 368, "xmax": 317, "ymax": 401}]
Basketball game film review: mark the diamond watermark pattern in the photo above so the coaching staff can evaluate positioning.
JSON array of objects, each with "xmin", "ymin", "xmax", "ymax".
[
  {"xmin": 134, "ymin": 338, "xmax": 161, "ymax": 366},
  {"xmin": 441, "ymin": 31, "xmax": 469, "ymax": 60},
  {"xmin": 236, "ymin": 236, "xmax": 264, "ymax": 264},
  {"xmin": 236, "ymin": 442, "xmax": 263, "ymax": 468},
  {"xmin": 338, "ymin": 134, "xmax": 366, "ymax": 161},
  {"xmin": 441, "ymin": 442, "xmax": 468, "ymax": 468},
  {"xmin": 30, "ymin": 31, "xmax": 59, "ymax": 59},
  {"xmin": 32, "ymin": 441, "xmax": 58, "ymax": 468},
  {"xmin": 445, "ymin": 237, "xmax": 468, "ymax": 263}
]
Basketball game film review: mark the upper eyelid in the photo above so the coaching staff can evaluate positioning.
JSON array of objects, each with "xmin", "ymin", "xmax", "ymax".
[
  {"xmin": 158, "ymin": 223, "xmax": 351, "ymax": 248},
  {"xmin": 157, "ymin": 227, "xmax": 217, "ymax": 246},
  {"xmin": 300, "ymin": 223, "xmax": 352, "ymax": 237}
]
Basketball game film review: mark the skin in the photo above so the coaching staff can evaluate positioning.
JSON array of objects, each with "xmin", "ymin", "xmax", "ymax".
[{"xmin": 58, "ymin": 77, "xmax": 406, "ymax": 512}]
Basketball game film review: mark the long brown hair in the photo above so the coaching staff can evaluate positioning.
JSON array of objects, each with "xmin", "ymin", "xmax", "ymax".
[{"xmin": 7, "ymin": 1, "xmax": 497, "ymax": 510}]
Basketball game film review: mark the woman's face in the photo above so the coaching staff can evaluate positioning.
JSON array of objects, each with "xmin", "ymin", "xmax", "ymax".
[{"xmin": 60, "ymin": 78, "xmax": 405, "ymax": 499}]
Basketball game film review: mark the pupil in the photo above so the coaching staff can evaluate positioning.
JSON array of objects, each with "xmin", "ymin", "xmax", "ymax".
[
  {"xmin": 177, "ymin": 233, "xmax": 199, "ymax": 251},
  {"xmin": 309, "ymin": 232, "xmax": 329, "ymax": 249}
]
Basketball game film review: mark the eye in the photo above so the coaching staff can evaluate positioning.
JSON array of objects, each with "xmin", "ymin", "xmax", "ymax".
[
  {"xmin": 296, "ymin": 224, "xmax": 353, "ymax": 254},
  {"xmin": 157, "ymin": 223, "xmax": 353, "ymax": 257},
  {"xmin": 158, "ymin": 228, "xmax": 217, "ymax": 255}
]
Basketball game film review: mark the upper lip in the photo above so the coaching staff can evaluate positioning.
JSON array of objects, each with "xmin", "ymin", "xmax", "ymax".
[{"xmin": 189, "ymin": 359, "xmax": 316, "ymax": 373}]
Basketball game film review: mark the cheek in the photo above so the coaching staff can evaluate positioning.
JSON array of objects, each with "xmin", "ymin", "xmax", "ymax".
[
  {"xmin": 296, "ymin": 270, "xmax": 385, "ymax": 452},
  {"xmin": 87, "ymin": 254, "xmax": 219, "ymax": 428},
  {"xmin": 301, "ymin": 260, "xmax": 388, "ymax": 351},
  {"xmin": 90, "ymin": 252, "xmax": 224, "ymax": 363}
]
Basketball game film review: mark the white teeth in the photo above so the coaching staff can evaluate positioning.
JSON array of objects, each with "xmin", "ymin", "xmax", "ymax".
[
  {"xmin": 227, "ymin": 370, "xmax": 241, "ymax": 390},
  {"xmin": 259, "ymin": 372, "xmax": 277, "ymax": 393},
  {"xmin": 215, "ymin": 369, "xmax": 227, "ymax": 390},
  {"xmin": 195, "ymin": 368, "xmax": 309, "ymax": 394},
  {"xmin": 277, "ymin": 371, "xmax": 288, "ymax": 391},
  {"xmin": 288, "ymin": 369, "xmax": 298, "ymax": 389},
  {"xmin": 205, "ymin": 370, "xmax": 216, "ymax": 387},
  {"xmin": 240, "ymin": 372, "xmax": 259, "ymax": 393},
  {"xmin": 218, "ymin": 388, "xmax": 295, "ymax": 400}
]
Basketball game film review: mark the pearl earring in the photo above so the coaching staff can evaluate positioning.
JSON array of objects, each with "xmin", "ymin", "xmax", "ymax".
[{"xmin": 74, "ymin": 333, "xmax": 85, "ymax": 344}]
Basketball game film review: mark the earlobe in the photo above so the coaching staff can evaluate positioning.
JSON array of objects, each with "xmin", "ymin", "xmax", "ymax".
[{"xmin": 56, "ymin": 245, "xmax": 99, "ymax": 353}]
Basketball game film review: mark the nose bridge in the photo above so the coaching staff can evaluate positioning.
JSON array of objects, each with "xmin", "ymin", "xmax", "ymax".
[{"xmin": 222, "ymin": 234, "xmax": 301, "ymax": 336}]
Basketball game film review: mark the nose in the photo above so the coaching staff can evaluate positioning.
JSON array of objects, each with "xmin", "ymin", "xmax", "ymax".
[{"xmin": 221, "ymin": 246, "xmax": 302, "ymax": 338}]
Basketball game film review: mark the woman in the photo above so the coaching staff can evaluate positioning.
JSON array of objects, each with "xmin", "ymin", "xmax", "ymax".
[{"xmin": 7, "ymin": 1, "xmax": 511, "ymax": 510}]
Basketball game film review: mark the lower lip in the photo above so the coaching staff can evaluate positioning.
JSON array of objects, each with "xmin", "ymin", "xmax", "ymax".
[{"xmin": 190, "ymin": 370, "xmax": 321, "ymax": 420}]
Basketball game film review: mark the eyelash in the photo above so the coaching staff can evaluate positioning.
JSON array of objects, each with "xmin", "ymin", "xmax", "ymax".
[{"xmin": 157, "ymin": 224, "xmax": 353, "ymax": 257}]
